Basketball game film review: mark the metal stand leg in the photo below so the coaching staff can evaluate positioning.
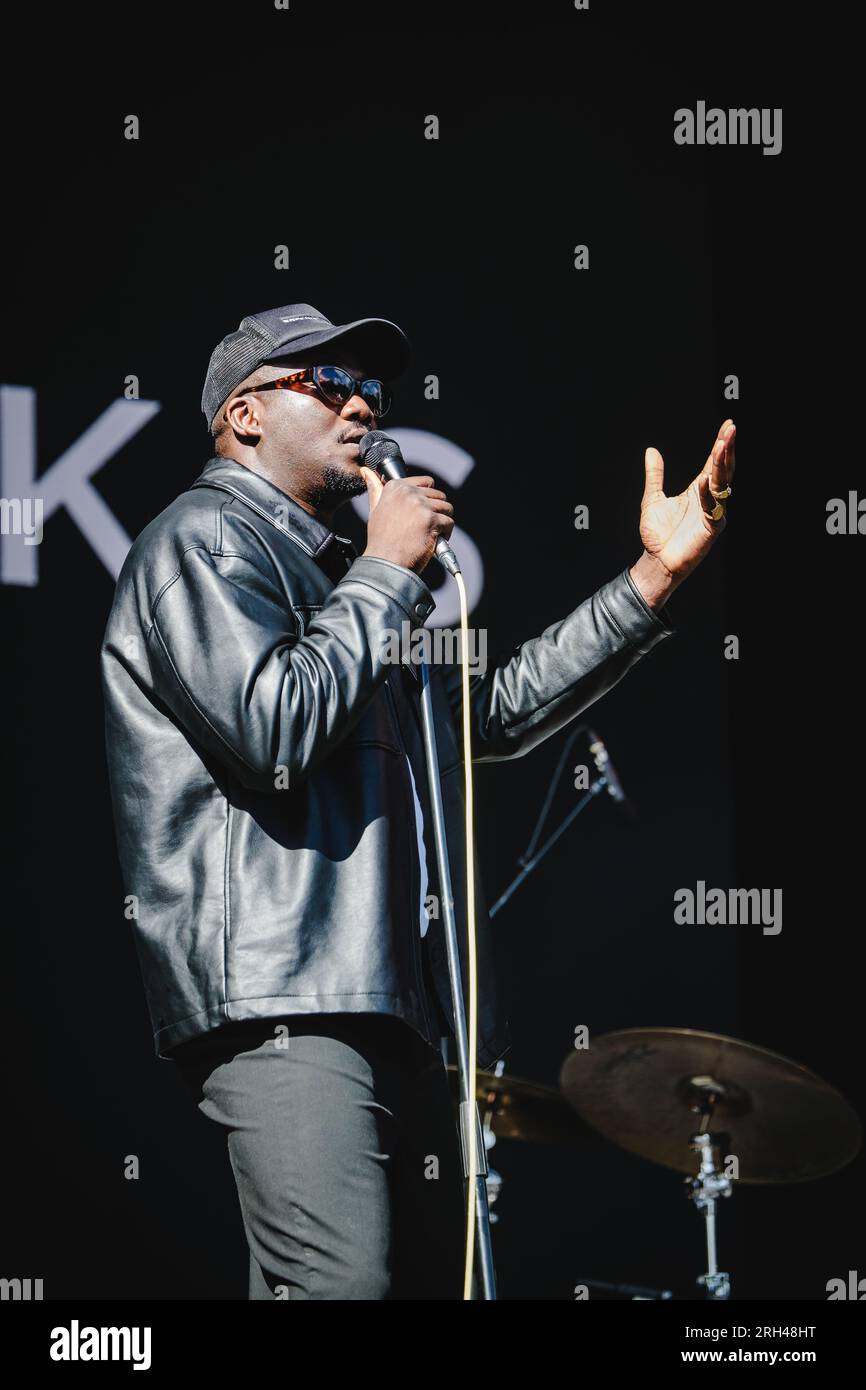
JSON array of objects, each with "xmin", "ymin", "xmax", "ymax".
[
  {"xmin": 417, "ymin": 658, "xmax": 497, "ymax": 1300},
  {"xmin": 687, "ymin": 1129, "xmax": 732, "ymax": 1300}
]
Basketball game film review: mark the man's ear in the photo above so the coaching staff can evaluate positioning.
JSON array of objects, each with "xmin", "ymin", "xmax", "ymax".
[{"xmin": 225, "ymin": 392, "xmax": 262, "ymax": 440}]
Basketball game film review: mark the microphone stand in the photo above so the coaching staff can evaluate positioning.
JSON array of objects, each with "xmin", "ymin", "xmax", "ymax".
[
  {"xmin": 488, "ymin": 725, "xmax": 608, "ymax": 920},
  {"xmin": 417, "ymin": 656, "xmax": 497, "ymax": 1300}
]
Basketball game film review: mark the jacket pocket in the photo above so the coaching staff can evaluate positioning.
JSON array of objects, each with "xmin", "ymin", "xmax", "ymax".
[{"xmin": 290, "ymin": 603, "xmax": 322, "ymax": 636}]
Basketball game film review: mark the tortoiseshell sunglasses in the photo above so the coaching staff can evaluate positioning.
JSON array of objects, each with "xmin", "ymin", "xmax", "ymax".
[{"xmin": 246, "ymin": 366, "xmax": 391, "ymax": 418}]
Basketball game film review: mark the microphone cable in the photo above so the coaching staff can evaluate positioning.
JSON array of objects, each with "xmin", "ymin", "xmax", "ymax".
[
  {"xmin": 454, "ymin": 567, "xmax": 479, "ymax": 1300},
  {"xmin": 358, "ymin": 430, "xmax": 482, "ymax": 1295}
]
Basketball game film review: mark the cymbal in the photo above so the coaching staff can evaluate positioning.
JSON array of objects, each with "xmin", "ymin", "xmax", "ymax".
[
  {"xmin": 559, "ymin": 1028, "xmax": 861, "ymax": 1183},
  {"xmin": 446, "ymin": 1065, "xmax": 596, "ymax": 1144}
]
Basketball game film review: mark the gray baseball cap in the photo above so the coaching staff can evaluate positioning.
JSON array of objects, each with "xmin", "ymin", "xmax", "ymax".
[{"xmin": 201, "ymin": 301, "xmax": 411, "ymax": 432}]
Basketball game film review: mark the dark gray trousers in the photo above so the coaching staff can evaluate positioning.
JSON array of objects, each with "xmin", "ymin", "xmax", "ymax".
[{"xmin": 173, "ymin": 1011, "xmax": 465, "ymax": 1300}]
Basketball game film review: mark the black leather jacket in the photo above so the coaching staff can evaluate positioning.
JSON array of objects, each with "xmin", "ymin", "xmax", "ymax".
[{"xmin": 100, "ymin": 456, "xmax": 674, "ymax": 1067}]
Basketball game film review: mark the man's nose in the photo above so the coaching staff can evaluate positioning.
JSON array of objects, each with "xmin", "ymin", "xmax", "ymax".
[{"xmin": 343, "ymin": 392, "xmax": 374, "ymax": 424}]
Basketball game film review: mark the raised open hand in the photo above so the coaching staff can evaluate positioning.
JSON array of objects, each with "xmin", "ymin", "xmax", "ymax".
[{"xmin": 638, "ymin": 419, "xmax": 736, "ymax": 582}]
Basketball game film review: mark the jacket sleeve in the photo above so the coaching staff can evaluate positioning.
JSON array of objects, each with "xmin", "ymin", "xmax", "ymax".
[
  {"xmin": 440, "ymin": 567, "xmax": 674, "ymax": 761},
  {"xmin": 145, "ymin": 546, "xmax": 436, "ymax": 791}
]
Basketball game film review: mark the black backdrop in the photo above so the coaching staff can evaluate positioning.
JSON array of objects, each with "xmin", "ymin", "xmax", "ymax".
[{"xmin": 2, "ymin": 7, "xmax": 861, "ymax": 1302}]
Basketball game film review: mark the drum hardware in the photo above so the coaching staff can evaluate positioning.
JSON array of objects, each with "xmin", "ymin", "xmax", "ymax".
[{"xmin": 560, "ymin": 1027, "xmax": 862, "ymax": 1299}]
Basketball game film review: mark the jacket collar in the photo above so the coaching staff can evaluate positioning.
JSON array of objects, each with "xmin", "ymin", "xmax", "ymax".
[
  {"xmin": 190, "ymin": 456, "xmax": 358, "ymax": 567},
  {"xmin": 189, "ymin": 456, "xmax": 420, "ymax": 684}
]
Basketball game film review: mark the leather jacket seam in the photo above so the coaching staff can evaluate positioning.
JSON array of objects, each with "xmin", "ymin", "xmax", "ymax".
[
  {"xmin": 498, "ymin": 592, "xmax": 632, "ymax": 739},
  {"xmin": 147, "ymin": 544, "xmax": 275, "ymax": 631},
  {"xmin": 147, "ymin": 546, "xmax": 287, "ymax": 635},
  {"xmin": 500, "ymin": 572, "xmax": 671, "ymax": 739},
  {"xmin": 622, "ymin": 564, "xmax": 674, "ymax": 630},
  {"xmin": 149, "ymin": 545, "xmax": 206, "ymax": 620},
  {"xmin": 191, "ymin": 479, "xmax": 317, "ymax": 555},
  {"xmin": 342, "ymin": 574, "xmax": 428, "ymax": 626},
  {"xmin": 159, "ymin": 994, "xmax": 425, "ymax": 1045},
  {"xmin": 215, "ymin": 495, "xmax": 227, "ymax": 553},
  {"xmin": 214, "ymin": 549, "xmax": 279, "ymax": 575},
  {"xmin": 596, "ymin": 588, "xmax": 629, "ymax": 647},
  {"xmin": 348, "ymin": 555, "xmax": 435, "ymax": 611},
  {"xmin": 146, "ymin": 618, "xmax": 267, "ymax": 781},
  {"xmin": 223, "ymin": 797, "xmax": 233, "ymax": 976},
  {"xmin": 224, "ymin": 991, "xmax": 415, "ymax": 1003}
]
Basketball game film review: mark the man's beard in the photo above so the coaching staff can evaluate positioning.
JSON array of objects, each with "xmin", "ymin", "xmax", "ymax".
[{"xmin": 309, "ymin": 463, "xmax": 368, "ymax": 510}]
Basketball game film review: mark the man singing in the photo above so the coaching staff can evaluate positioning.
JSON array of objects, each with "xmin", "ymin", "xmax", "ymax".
[{"xmin": 100, "ymin": 301, "xmax": 735, "ymax": 1300}]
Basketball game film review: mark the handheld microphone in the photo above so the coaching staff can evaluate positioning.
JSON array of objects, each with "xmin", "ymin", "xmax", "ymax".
[
  {"xmin": 358, "ymin": 430, "xmax": 461, "ymax": 577},
  {"xmin": 587, "ymin": 728, "xmax": 634, "ymax": 814}
]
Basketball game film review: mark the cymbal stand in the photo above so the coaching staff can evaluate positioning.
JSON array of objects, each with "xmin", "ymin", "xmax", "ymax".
[{"xmin": 684, "ymin": 1087, "xmax": 733, "ymax": 1300}]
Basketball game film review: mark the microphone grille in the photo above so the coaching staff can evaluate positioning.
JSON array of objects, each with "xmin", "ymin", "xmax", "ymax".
[{"xmin": 358, "ymin": 430, "xmax": 400, "ymax": 474}]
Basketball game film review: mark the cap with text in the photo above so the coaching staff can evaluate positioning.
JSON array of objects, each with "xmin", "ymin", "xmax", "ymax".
[{"xmin": 201, "ymin": 302, "xmax": 411, "ymax": 432}]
